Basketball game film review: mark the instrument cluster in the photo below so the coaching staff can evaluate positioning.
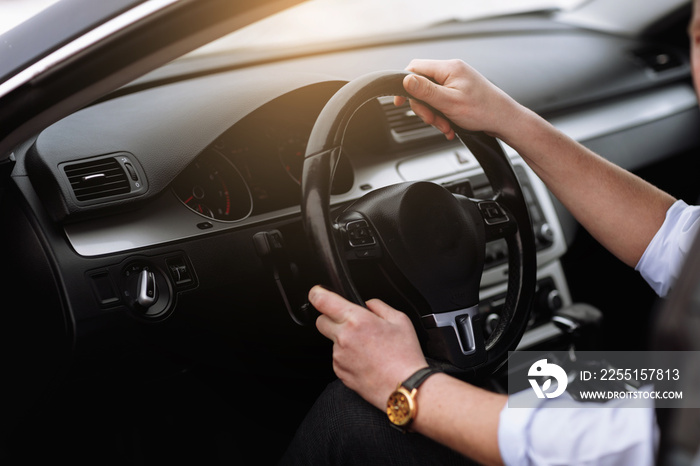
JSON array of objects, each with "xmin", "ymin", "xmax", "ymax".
[{"xmin": 172, "ymin": 116, "xmax": 354, "ymax": 221}]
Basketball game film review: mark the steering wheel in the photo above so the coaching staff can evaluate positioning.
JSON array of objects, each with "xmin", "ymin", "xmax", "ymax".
[{"xmin": 301, "ymin": 70, "xmax": 536, "ymax": 376}]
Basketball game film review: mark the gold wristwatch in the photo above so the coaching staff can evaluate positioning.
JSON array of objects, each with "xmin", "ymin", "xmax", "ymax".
[{"xmin": 386, "ymin": 366, "xmax": 440, "ymax": 431}]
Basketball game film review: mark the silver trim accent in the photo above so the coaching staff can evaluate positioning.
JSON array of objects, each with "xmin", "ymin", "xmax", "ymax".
[
  {"xmin": 421, "ymin": 305, "xmax": 480, "ymax": 355},
  {"xmin": 549, "ymin": 84, "xmax": 698, "ymax": 142},
  {"xmin": 82, "ymin": 173, "xmax": 106, "ymax": 182},
  {"xmin": 551, "ymin": 315, "xmax": 579, "ymax": 334},
  {"xmin": 136, "ymin": 269, "xmax": 156, "ymax": 307},
  {"xmin": 516, "ymin": 322, "xmax": 563, "ymax": 350},
  {"xmin": 0, "ymin": 0, "xmax": 180, "ymax": 99}
]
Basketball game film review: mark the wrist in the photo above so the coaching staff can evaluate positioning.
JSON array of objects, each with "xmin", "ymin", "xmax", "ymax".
[
  {"xmin": 386, "ymin": 366, "xmax": 441, "ymax": 431},
  {"xmin": 410, "ymin": 371, "xmax": 447, "ymax": 430},
  {"xmin": 495, "ymin": 103, "xmax": 540, "ymax": 147}
]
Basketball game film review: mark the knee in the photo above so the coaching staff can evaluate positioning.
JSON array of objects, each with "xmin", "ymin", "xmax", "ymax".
[
  {"xmin": 280, "ymin": 380, "xmax": 392, "ymax": 464},
  {"xmin": 310, "ymin": 379, "xmax": 386, "ymax": 438}
]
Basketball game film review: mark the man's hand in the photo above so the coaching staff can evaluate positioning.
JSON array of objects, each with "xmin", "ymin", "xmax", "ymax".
[
  {"xmin": 394, "ymin": 59, "xmax": 524, "ymax": 143},
  {"xmin": 310, "ymin": 285, "xmax": 428, "ymax": 410}
]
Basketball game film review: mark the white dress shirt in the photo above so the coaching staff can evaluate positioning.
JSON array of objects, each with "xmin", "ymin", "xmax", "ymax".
[
  {"xmin": 498, "ymin": 199, "xmax": 700, "ymax": 465},
  {"xmin": 499, "ymin": 388, "xmax": 659, "ymax": 466},
  {"xmin": 636, "ymin": 199, "xmax": 700, "ymax": 297}
]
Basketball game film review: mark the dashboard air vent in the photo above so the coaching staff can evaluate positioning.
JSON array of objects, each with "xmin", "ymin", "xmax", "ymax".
[
  {"xmin": 64, "ymin": 157, "xmax": 131, "ymax": 202},
  {"xmin": 633, "ymin": 46, "xmax": 683, "ymax": 73},
  {"xmin": 378, "ymin": 96, "xmax": 441, "ymax": 143}
]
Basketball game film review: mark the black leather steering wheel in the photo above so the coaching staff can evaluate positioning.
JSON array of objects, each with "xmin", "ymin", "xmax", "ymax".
[{"xmin": 301, "ymin": 70, "xmax": 536, "ymax": 376}]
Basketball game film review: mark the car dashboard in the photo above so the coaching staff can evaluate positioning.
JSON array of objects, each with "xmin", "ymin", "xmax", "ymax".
[{"xmin": 2, "ymin": 12, "xmax": 700, "ymax": 462}]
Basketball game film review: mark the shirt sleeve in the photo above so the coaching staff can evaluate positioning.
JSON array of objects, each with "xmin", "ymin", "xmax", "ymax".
[
  {"xmin": 635, "ymin": 200, "xmax": 700, "ymax": 297},
  {"xmin": 498, "ymin": 388, "xmax": 659, "ymax": 466}
]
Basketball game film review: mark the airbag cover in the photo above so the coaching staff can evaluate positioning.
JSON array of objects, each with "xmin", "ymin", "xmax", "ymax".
[{"xmin": 346, "ymin": 181, "xmax": 485, "ymax": 312}]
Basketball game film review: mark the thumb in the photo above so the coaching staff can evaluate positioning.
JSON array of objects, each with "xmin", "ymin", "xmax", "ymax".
[
  {"xmin": 404, "ymin": 74, "xmax": 444, "ymax": 107},
  {"xmin": 402, "ymin": 74, "xmax": 456, "ymax": 139}
]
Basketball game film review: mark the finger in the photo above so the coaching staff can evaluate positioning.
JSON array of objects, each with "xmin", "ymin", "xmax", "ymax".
[
  {"xmin": 396, "ymin": 95, "xmax": 453, "ymax": 139},
  {"xmin": 315, "ymin": 313, "xmax": 340, "ymax": 342},
  {"xmin": 365, "ymin": 298, "xmax": 400, "ymax": 321},
  {"xmin": 408, "ymin": 99, "xmax": 438, "ymax": 125},
  {"xmin": 405, "ymin": 58, "xmax": 454, "ymax": 85},
  {"xmin": 365, "ymin": 300, "xmax": 421, "ymax": 341},
  {"xmin": 409, "ymin": 100, "xmax": 455, "ymax": 139},
  {"xmin": 403, "ymin": 74, "xmax": 460, "ymax": 123},
  {"xmin": 308, "ymin": 285, "xmax": 361, "ymax": 324},
  {"xmin": 403, "ymin": 74, "xmax": 441, "ymax": 102}
]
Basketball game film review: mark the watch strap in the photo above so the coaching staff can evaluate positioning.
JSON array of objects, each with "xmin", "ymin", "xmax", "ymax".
[{"xmin": 402, "ymin": 366, "xmax": 440, "ymax": 391}]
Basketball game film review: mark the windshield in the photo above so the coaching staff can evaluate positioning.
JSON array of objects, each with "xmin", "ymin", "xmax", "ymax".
[
  {"xmin": 188, "ymin": 0, "xmax": 587, "ymax": 57},
  {"xmin": 0, "ymin": 0, "xmax": 61, "ymax": 35}
]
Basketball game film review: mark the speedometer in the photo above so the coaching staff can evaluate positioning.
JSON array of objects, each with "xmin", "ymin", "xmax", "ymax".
[{"xmin": 172, "ymin": 149, "xmax": 252, "ymax": 222}]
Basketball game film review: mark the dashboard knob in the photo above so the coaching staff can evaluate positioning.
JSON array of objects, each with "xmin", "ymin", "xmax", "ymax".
[
  {"xmin": 537, "ymin": 222, "xmax": 554, "ymax": 245},
  {"xmin": 546, "ymin": 289, "xmax": 563, "ymax": 312},
  {"xmin": 136, "ymin": 268, "xmax": 157, "ymax": 308},
  {"xmin": 122, "ymin": 262, "xmax": 172, "ymax": 320}
]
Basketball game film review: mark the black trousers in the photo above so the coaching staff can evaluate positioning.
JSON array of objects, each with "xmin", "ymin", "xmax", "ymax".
[{"xmin": 279, "ymin": 379, "xmax": 477, "ymax": 465}]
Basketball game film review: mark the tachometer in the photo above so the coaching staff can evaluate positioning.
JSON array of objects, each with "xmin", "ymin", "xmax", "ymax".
[
  {"xmin": 173, "ymin": 149, "xmax": 252, "ymax": 221},
  {"xmin": 276, "ymin": 127, "xmax": 308, "ymax": 184},
  {"xmin": 273, "ymin": 125, "xmax": 354, "ymax": 193}
]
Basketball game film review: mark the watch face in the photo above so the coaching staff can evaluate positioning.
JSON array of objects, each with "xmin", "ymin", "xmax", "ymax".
[{"xmin": 387, "ymin": 388, "xmax": 415, "ymax": 426}]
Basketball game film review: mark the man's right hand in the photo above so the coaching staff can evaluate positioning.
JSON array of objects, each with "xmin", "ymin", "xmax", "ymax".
[{"xmin": 394, "ymin": 59, "xmax": 526, "ymax": 143}]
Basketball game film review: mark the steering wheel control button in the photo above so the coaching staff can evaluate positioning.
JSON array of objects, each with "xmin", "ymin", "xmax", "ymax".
[
  {"xmin": 346, "ymin": 220, "xmax": 376, "ymax": 247},
  {"xmin": 479, "ymin": 201, "xmax": 509, "ymax": 225}
]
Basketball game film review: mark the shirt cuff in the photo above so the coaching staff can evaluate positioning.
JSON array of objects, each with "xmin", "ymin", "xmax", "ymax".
[
  {"xmin": 636, "ymin": 199, "xmax": 699, "ymax": 297},
  {"xmin": 498, "ymin": 389, "xmax": 540, "ymax": 466}
]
